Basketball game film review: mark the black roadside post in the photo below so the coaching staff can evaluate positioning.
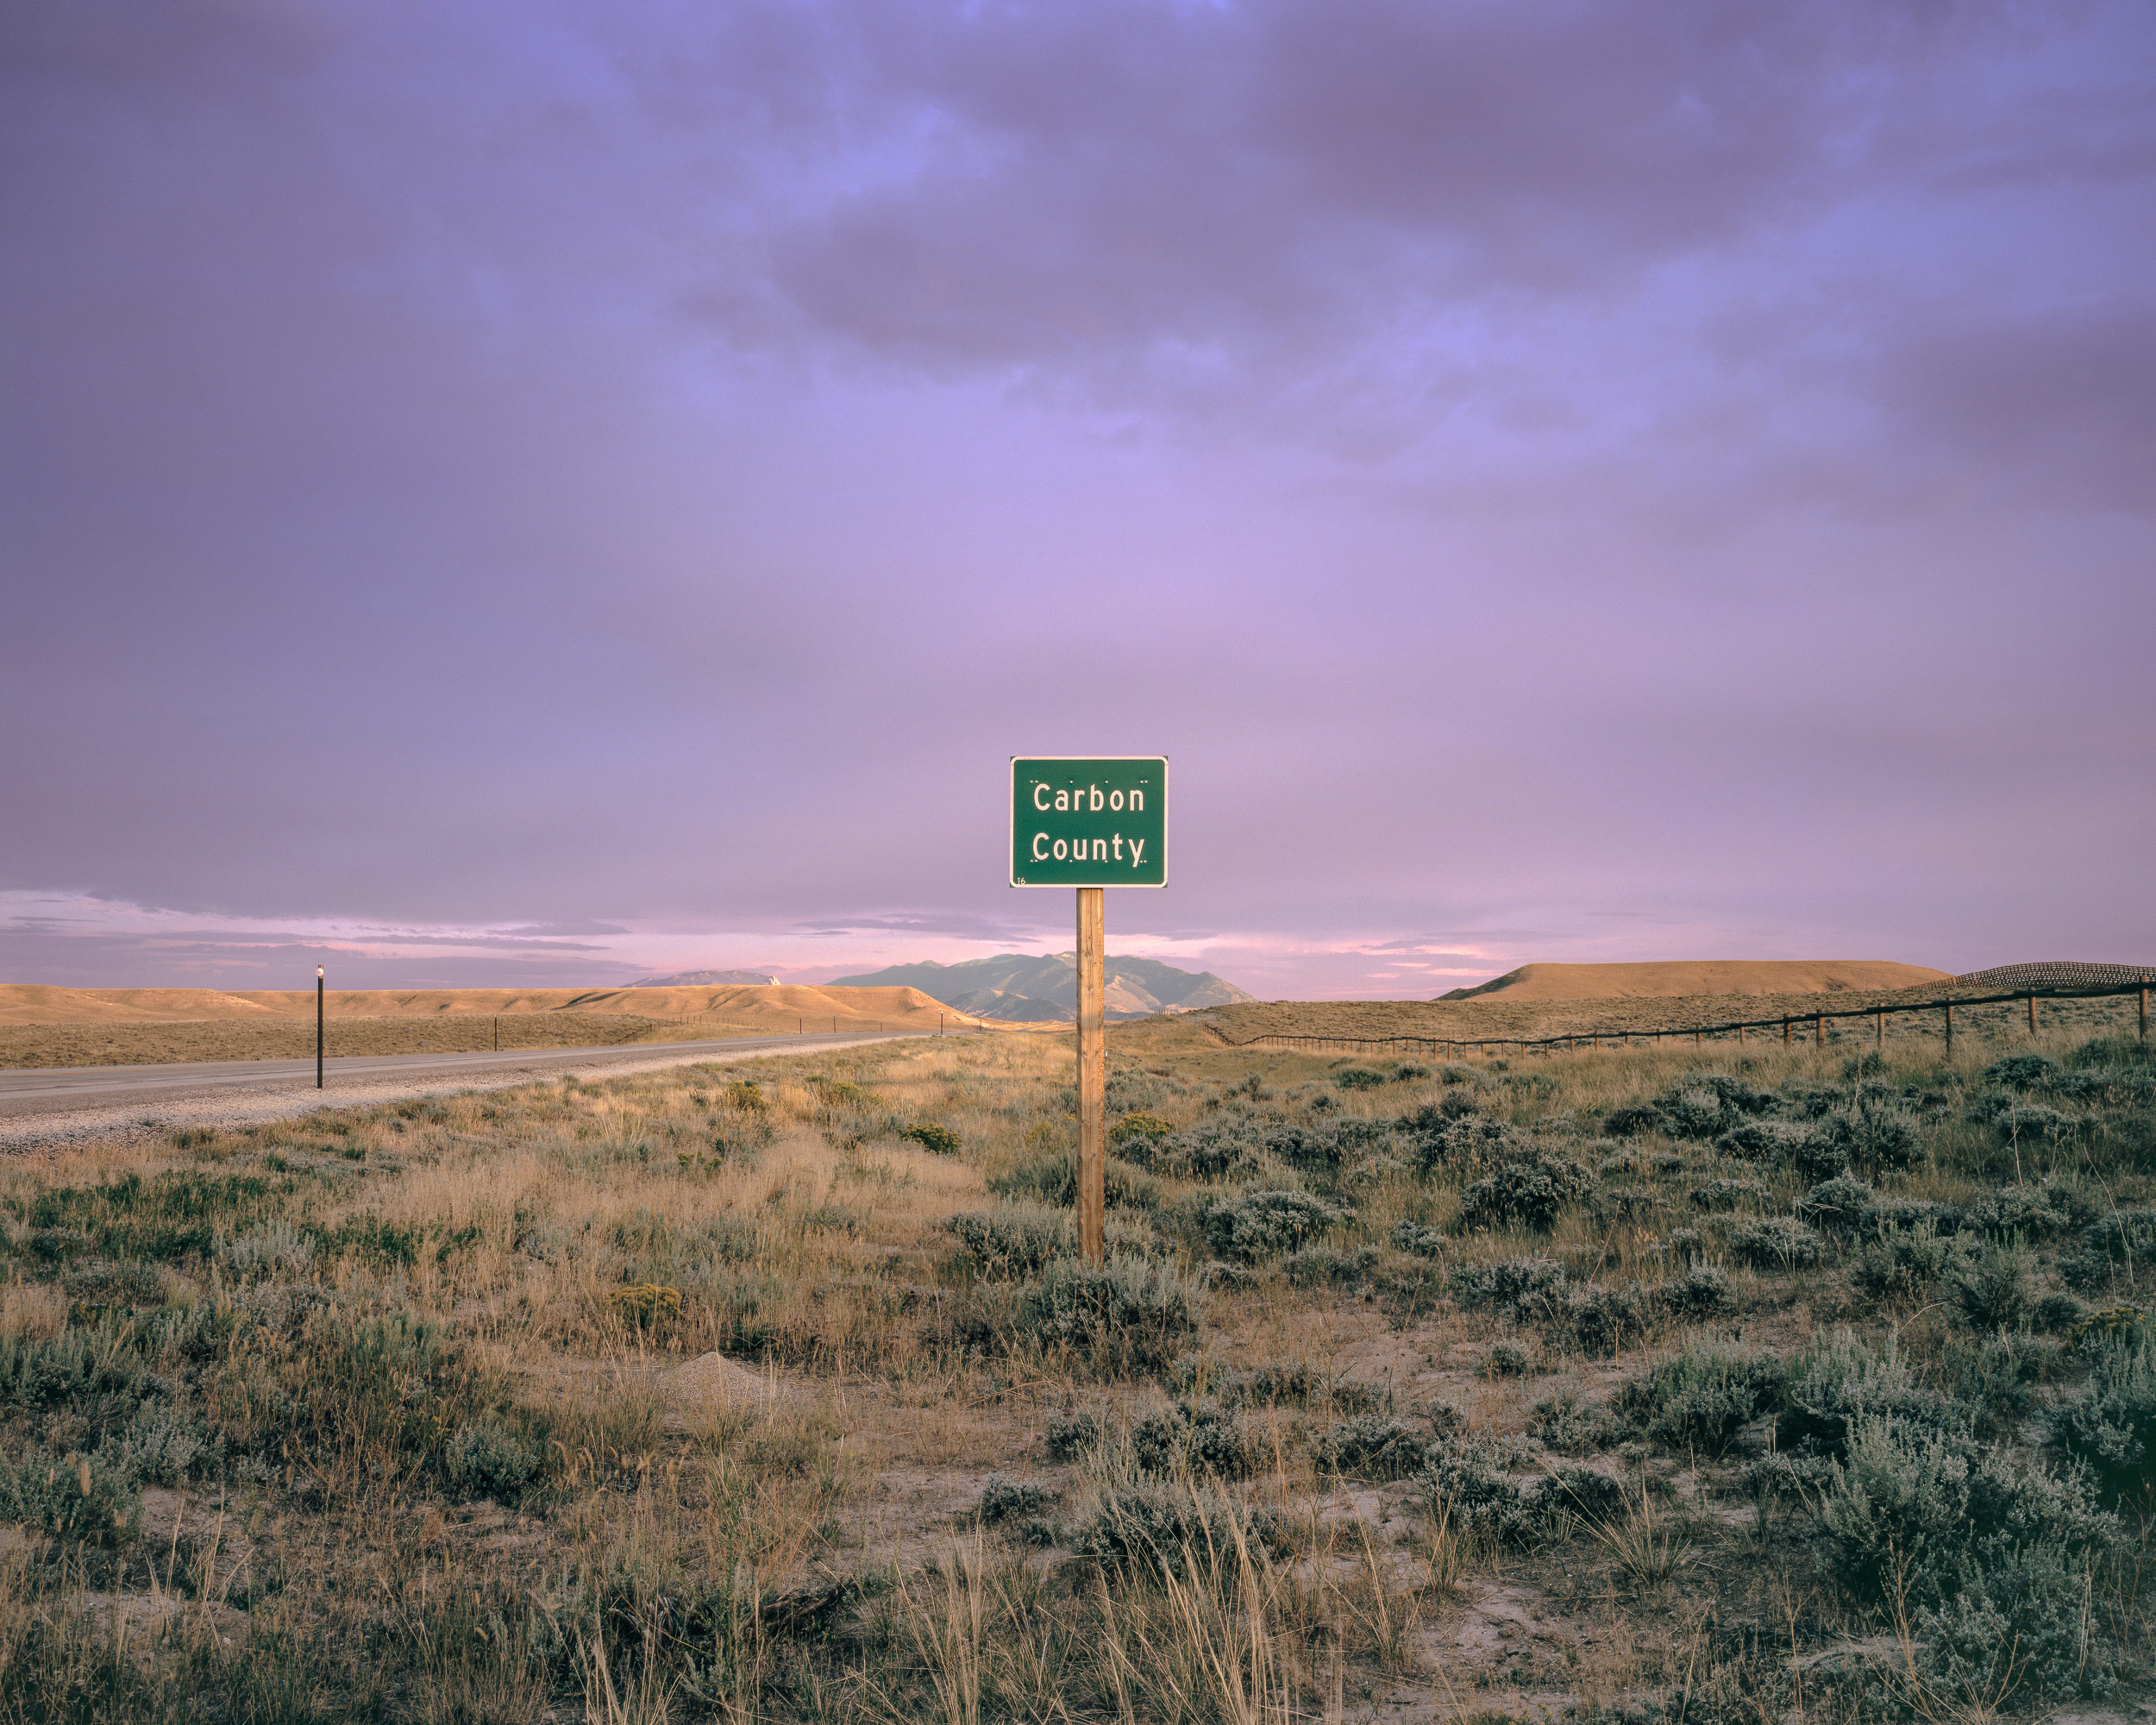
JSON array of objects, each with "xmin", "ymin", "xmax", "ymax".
[{"xmin": 316, "ymin": 965, "xmax": 324, "ymax": 1089}]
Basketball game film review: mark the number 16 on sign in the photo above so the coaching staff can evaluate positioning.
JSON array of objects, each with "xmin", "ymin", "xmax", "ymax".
[{"xmin": 1010, "ymin": 757, "xmax": 1169, "ymax": 1264}]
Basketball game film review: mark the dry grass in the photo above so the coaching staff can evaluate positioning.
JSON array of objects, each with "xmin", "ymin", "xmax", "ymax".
[
  {"xmin": 1189, "ymin": 987, "xmax": 2150, "ymax": 1047},
  {"xmin": 0, "ymin": 1016, "xmax": 2148, "ymax": 1721}
]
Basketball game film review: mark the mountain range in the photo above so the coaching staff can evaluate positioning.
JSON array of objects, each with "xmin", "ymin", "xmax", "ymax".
[
  {"xmin": 827, "ymin": 954, "xmax": 1255, "ymax": 1023},
  {"xmin": 629, "ymin": 969, "xmax": 780, "ymax": 988}
]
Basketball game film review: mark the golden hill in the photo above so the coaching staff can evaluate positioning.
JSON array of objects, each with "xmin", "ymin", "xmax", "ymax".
[
  {"xmin": 0, "ymin": 983, "xmax": 977, "ymax": 1032},
  {"xmin": 1439, "ymin": 960, "xmax": 1951, "ymax": 1001}
]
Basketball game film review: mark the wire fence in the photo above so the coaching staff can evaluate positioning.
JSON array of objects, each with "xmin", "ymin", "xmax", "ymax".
[{"xmin": 1219, "ymin": 975, "xmax": 2153, "ymax": 1061}]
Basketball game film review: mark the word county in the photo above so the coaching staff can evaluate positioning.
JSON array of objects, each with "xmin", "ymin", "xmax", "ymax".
[{"xmin": 1025, "ymin": 781, "xmax": 1151, "ymax": 868}]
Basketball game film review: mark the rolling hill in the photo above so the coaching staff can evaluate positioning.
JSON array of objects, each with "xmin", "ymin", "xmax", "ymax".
[{"xmin": 1435, "ymin": 960, "xmax": 1952, "ymax": 1001}]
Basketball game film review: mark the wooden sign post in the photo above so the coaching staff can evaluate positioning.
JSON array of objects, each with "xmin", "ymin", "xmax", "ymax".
[
  {"xmin": 1075, "ymin": 888, "xmax": 1106, "ymax": 1263},
  {"xmin": 1011, "ymin": 757, "xmax": 1169, "ymax": 1264}
]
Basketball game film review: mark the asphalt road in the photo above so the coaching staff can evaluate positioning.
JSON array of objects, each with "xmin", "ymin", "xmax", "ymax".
[{"xmin": 0, "ymin": 1031, "xmax": 928, "ymax": 1121}]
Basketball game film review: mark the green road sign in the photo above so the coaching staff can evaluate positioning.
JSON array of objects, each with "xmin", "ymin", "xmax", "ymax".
[{"xmin": 1010, "ymin": 756, "xmax": 1167, "ymax": 887}]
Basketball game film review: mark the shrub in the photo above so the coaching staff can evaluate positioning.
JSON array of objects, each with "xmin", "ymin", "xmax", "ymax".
[
  {"xmin": 1417, "ymin": 1440, "xmax": 1536, "ymax": 1545},
  {"xmin": 218, "ymin": 1219, "xmax": 322, "ymax": 1277},
  {"xmin": 1532, "ymin": 1389, "xmax": 1621, "ymax": 1456},
  {"xmin": 0, "ymin": 1322, "xmax": 155, "ymax": 1418},
  {"xmin": 977, "ymin": 1475, "xmax": 1055, "ymax": 1523},
  {"xmin": 1615, "ymin": 1346, "xmax": 1783, "ymax": 1455},
  {"xmin": 1689, "ymin": 1178, "xmax": 1769, "ymax": 1214},
  {"xmin": 2034, "ymin": 1291, "xmax": 2088, "ymax": 1334},
  {"xmin": 1651, "ymin": 1074, "xmax": 1778, "ymax": 1140},
  {"xmin": 446, "ymin": 1420, "xmax": 542, "ymax": 1500},
  {"xmin": 1659, "ymin": 1088, "xmax": 1735, "ymax": 1140},
  {"xmin": 1566, "ymin": 1283, "xmax": 1649, "ymax": 1358},
  {"xmin": 1202, "ymin": 1189, "xmax": 1342, "ymax": 1262},
  {"xmin": 1852, "ymin": 1226, "xmax": 1970, "ymax": 1301},
  {"xmin": 1714, "ymin": 1120, "xmax": 1839, "ymax": 1178},
  {"xmin": 1067, "ymin": 1482, "xmax": 1284, "ymax": 1579},
  {"xmin": 1819, "ymin": 1101, "xmax": 1921, "ymax": 1171},
  {"xmin": 1133, "ymin": 1126, "xmax": 1267, "ymax": 1182},
  {"xmin": 1731, "ymin": 1216, "xmax": 1827, "ymax": 1270},
  {"xmin": 1458, "ymin": 1153, "xmax": 1591, "ymax": 1232},
  {"xmin": 1332, "ymin": 1066, "xmax": 1390, "ymax": 1089},
  {"xmin": 1947, "ymin": 1242, "xmax": 2032, "ymax": 1331},
  {"xmin": 609, "ymin": 1283, "xmax": 682, "ymax": 1327},
  {"xmin": 1992, "ymin": 1104, "xmax": 2077, "ymax": 1147},
  {"xmin": 1865, "ymin": 1197, "xmax": 1965, "ymax": 1237},
  {"xmin": 1484, "ymin": 1340, "xmax": 1533, "ymax": 1377},
  {"xmin": 1594, "ymin": 1188, "xmax": 1668, "ymax": 1226},
  {"xmin": 900, "ymin": 1123, "xmax": 962, "ymax": 1155},
  {"xmin": 60, "ymin": 1259, "xmax": 166, "ymax": 1310},
  {"xmin": 1777, "ymin": 1333, "xmax": 1965, "ymax": 1462},
  {"xmin": 1107, "ymin": 1110, "xmax": 1175, "ymax": 1151},
  {"xmin": 1263, "ymin": 1119, "xmax": 1391, "ymax": 1181},
  {"xmin": 1984, "ymin": 1053, "xmax": 2060, "ymax": 1092},
  {"xmin": 1601, "ymin": 1104, "xmax": 1665, "ymax": 1139},
  {"xmin": 1044, "ymin": 1411, "xmax": 1103, "ymax": 1461},
  {"xmin": 1939, "ymin": 1331, "xmax": 2054, "ymax": 1433},
  {"xmin": 1816, "ymin": 1416, "xmax": 1975, "ymax": 1597},
  {"xmin": 1395, "ymin": 1109, "xmax": 1525, "ymax": 1180},
  {"xmin": 1540, "ymin": 1465, "xmax": 1627, "ymax": 1526},
  {"xmin": 1815, "ymin": 1417, "xmax": 2119, "ymax": 1703},
  {"xmin": 0, "ymin": 1449, "xmax": 140, "ymax": 1543},
  {"xmin": 1966, "ymin": 1190, "xmax": 2061, "ymax": 1242},
  {"xmin": 990, "ymin": 1152, "xmax": 1156, "ymax": 1211},
  {"xmin": 2058, "ymin": 1337, "xmax": 2156, "ymax": 1500},
  {"xmin": 1012, "ymin": 1258, "xmax": 1199, "ymax": 1371},
  {"xmin": 1793, "ymin": 1176, "xmax": 1874, "ymax": 1235},
  {"xmin": 945, "ymin": 1206, "xmax": 1073, "ymax": 1278},
  {"xmin": 102, "ymin": 1404, "xmax": 218, "ymax": 1487},
  {"xmin": 1390, "ymin": 1220, "xmax": 1444, "ymax": 1258},
  {"xmin": 2068, "ymin": 1306, "xmax": 2145, "ymax": 1352},
  {"xmin": 1450, "ymin": 1256, "xmax": 1568, "ymax": 1322},
  {"xmin": 1657, "ymin": 1264, "xmax": 1735, "ymax": 1319},
  {"xmin": 1315, "ymin": 1417, "xmax": 1430, "ymax": 1481},
  {"xmin": 2058, "ymin": 1208, "xmax": 2156, "ymax": 1291},
  {"xmin": 1919, "ymin": 1534, "xmax": 2119, "ymax": 1704}
]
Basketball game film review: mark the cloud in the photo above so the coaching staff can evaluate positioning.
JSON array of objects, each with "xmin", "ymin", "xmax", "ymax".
[{"xmin": 2, "ymin": 0, "xmax": 2150, "ymax": 996}]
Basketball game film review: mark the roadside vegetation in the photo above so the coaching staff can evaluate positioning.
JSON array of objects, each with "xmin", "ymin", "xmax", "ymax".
[{"xmin": 1, "ymin": 1010, "xmax": 2151, "ymax": 1721}]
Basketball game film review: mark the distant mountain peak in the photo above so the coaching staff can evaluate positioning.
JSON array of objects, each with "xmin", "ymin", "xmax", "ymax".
[{"xmin": 827, "ymin": 953, "xmax": 1254, "ymax": 1023}]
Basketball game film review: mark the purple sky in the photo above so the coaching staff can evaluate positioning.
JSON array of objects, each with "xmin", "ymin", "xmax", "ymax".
[{"xmin": 4, "ymin": 0, "xmax": 2152, "ymax": 1001}]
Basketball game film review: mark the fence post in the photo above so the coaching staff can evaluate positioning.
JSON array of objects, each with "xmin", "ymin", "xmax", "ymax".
[
  {"xmin": 2028, "ymin": 994, "xmax": 2037, "ymax": 1037},
  {"xmin": 1875, "ymin": 1008, "xmax": 1883, "ymax": 1048},
  {"xmin": 2142, "ymin": 983, "xmax": 2149, "ymax": 1042},
  {"xmin": 1783, "ymin": 1016, "xmax": 1790, "ymax": 1046},
  {"xmin": 1814, "ymin": 1013, "xmax": 1823, "ymax": 1048},
  {"xmin": 1945, "ymin": 1000, "xmax": 1954, "ymax": 1055}
]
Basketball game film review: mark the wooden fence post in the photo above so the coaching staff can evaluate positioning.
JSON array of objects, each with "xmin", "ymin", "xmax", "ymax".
[
  {"xmin": 1945, "ymin": 1000, "xmax": 1954, "ymax": 1055},
  {"xmin": 2142, "ymin": 983, "xmax": 2149, "ymax": 1042},
  {"xmin": 1814, "ymin": 1013, "xmax": 1824, "ymax": 1047},
  {"xmin": 1783, "ymin": 1016, "xmax": 1790, "ymax": 1046},
  {"xmin": 1875, "ymin": 1009, "xmax": 1883, "ymax": 1047},
  {"xmin": 2028, "ymin": 994, "xmax": 2038, "ymax": 1036}
]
